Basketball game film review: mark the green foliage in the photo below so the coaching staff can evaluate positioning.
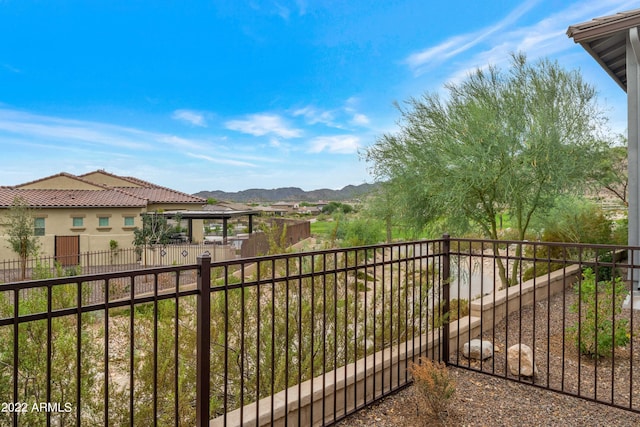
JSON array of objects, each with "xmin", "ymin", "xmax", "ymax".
[
  {"xmin": 336, "ymin": 217, "xmax": 385, "ymax": 247},
  {"xmin": 430, "ymin": 298, "xmax": 469, "ymax": 329},
  {"xmin": 206, "ymin": 197, "xmax": 218, "ymax": 205},
  {"xmin": 321, "ymin": 201, "xmax": 353, "ymax": 215},
  {"xmin": 133, "ymin": 213, "xmax": 182, "ymax": 247},
  {"xmin": 534, "ymin": 196, "xmax": 613, "ymax": 245},
  {"xmin": 3, "ymin": 196, "xmax": 41, "ymax": 280},
  {"xmin": 133, "ymin": 213, "xmax": 183, "ymax": 265},
  {"xmin": 0, "ymin": 284, "xmax": 101, "ymax": 426},
  {"xmin": 523, "ymin": 196, "xmax": 617, "ymax": 282},
  {"xmin": 259, "ymin": 221, "xmax": 289, "ymax": 255},
  {"xmin": 590, "ymin": 139, "xmax": 627, "ymax": 206},
  {"xmin": 366, "ymin": 53, "xmax": 610, "ymax": 288},
  {"xmin": 0, "ymin": 247, "xmax": 443, "ymax": 424},
  {"xmin": 569, "ymin": 268, "xmax": 630, "ymax": 358},
  {"xmin": 109, "ymin": 298, "xmax": 198, "ymax": 425},
  {"xmin": 611, "ymin": 217, "xmax": 628, "ymax": 246}
]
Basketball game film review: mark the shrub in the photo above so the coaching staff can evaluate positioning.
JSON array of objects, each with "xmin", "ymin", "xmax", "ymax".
[
  {"xmin": 569, "ymin": 268, "xmax": 630, "ymax": 358},
  {"xmin": 430, "ymin": 298, "xmax": 469, "ymax": 329},
  {"xmin": 536, "ymin": 196, "xmax": 613, "ymax": 245},
  {"xmin": 409, "ymin": 357, "xmax": 455, "ymax": 423}
]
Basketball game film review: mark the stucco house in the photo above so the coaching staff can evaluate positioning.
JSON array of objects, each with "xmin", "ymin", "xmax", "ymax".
[{"xmin": 0, "ymin": 170, "xmax": 206, "ymax": 261}]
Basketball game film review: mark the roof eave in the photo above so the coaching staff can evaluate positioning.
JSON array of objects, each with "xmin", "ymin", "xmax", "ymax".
[
  {"xmin": 580, "ymin": 41, "xmax": 628, "ymax": 92},
  {"xmin": 567, "ymin": 12, "xmax": 640, "ymax": 43}
]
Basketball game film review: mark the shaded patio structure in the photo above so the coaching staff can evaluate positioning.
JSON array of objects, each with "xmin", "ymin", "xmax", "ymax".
[
  {"xmin": 568, "ymin": 8, "xmax": 640, "ymax": 290},
  {"xmin": 162, "ymin": 207, "xmax": 259, "ymax": 244}
]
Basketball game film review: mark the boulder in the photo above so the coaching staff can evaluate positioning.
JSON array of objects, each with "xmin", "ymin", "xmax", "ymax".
[
  {"xmin": 507, "ymin": 344, "xmax": 538, "ymax": 377},
  {"xmin": 463, "ymin": 339, "xmax": 494, "ymax": 360}
]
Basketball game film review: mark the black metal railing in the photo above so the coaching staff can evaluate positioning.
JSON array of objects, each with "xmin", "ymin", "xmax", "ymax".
[
  {"xmin": 444, "ymin": 237, "xmax": 640, "ymax": 415},
  {"xmin": 1, "ymin": 236, "xmax": 639, "ymax": 426}
]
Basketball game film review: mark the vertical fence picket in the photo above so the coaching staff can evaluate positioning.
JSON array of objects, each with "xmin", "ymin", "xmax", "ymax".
[{"xmin": 196, "ymin": 254, "xmax": 211, "ymax": 427}]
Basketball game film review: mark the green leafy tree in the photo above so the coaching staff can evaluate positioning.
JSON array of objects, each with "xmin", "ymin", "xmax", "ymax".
[
  {"xmin": 3, "ymin": 196, "xmax": 40, "ymax": 280},
  {"xmin": 132, "ymin": 213, "xmax": 181, "ymax": 265},
  {"xmin": 322, "ymin": 201, "xmax": 353, "ymax": 215},
  {"xmin": 366, "ymin": 53, "xmax": 609, "ymax": 288},
  {"xmin": 590, "ymin": 140, "xmax": 628, "ymax": 206},
  {"xmin": 363, "ymin": 182, "xmax": 401, "ymax": 243}
]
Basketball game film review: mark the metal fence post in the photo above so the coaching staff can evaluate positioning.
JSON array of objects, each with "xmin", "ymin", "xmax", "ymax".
[
  {"xmin": 441, "ymin": 233, "xmax": 451, "ymax": 364},
  {"xmin": 196, "ymin": 253, "xmax": 212, "ymax": 427}
]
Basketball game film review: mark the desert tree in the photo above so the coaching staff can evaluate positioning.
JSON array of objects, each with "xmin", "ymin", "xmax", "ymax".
[
  {"xmin": 132, "ymin": 212, "xmax": 181, "ymax": 265},
  {"xmin": 3, "ymin": 196, "xmax": 40, "ymax": 280},
  {"xmin": 366, "ymin": 53, "xmax": 610, "ymax": 288},
  {"xmin": 590, "ymin": 139, "xmax": 628, "ymax": 206}
]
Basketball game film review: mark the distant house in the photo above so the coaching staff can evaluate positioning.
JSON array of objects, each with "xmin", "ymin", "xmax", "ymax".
[
  {"xmin": 0, "ymin": 170, "xmax": 206, "ymax": 260},
  {"xmin": 270, "ymin": 201, "xmax": 299, "ymax": 214}
]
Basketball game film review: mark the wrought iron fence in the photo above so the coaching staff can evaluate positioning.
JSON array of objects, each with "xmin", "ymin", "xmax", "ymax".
[
  {"xmin": 0, "ymin": 243, "xmax": 236, "ymax": 283},
  {"xmin": 0, "ymin": 237, "xmax": 639, "ymax": 426},
  {"xmin": 445, "ymin": 237, "xmax": 640, "ymax": 415}
]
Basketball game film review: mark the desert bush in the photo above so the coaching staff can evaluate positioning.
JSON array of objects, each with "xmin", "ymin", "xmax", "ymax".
[
  {"xmin": 409, "ymin": 357, "xmax": 456, "ymax": 423},
  {"xmin": 535, "ymin": 196, "xmax": 613, "ymax": 244},
  {"xmin": 430, "ymin": 298, "xmax": 469, "ymax": 329},
  {"xmin": 569, "ymin": 268, "xmax": 630, "ymax": 358}
]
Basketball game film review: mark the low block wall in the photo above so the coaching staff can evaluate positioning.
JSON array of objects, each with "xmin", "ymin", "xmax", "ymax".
[
  {"xmin": 469, "ymin": 263, "xmax": 581, "ymax": 334},
  {"xmin": 210, "ymin": 264, "xmax": 582, "ymax": 426}
]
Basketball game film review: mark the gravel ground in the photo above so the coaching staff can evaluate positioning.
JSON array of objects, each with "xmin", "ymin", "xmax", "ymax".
[
  {"xmin": 336, "ymin": 367, "xmax": 640, "ymax": 426},
  {"xmin": 337, "ymin": 277, "xmax": 640, "ymax": 426}
]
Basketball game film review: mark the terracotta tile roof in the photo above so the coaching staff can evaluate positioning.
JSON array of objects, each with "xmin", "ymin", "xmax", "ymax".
[
  {"xmin": 1, "ymin": 170, "xmax": 205, "ymax": 208},
  {"xmin": 15, "ymin": 172, "xmax": 107, "ymax": 190},
  {"xmin": 116, "ymin": 186, "xmax": 205, "ymax": 204},
  {"xmin": 79, "ymin": 170, "xmax": 205, "ymax": 204},
  {"xmin": 0, "ymin": 187, "xmax": 147, "ymax": 208}
]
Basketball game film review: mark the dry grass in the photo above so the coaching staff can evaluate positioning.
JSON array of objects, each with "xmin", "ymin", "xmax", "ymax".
[{"xmin": 408, "ymin": 358, "xmax": 456, "ymax": 425}]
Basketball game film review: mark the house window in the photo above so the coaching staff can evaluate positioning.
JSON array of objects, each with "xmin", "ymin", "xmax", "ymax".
[
  {"xmin": 34, "ymin": 218, "xmax": 45, "ymax": 236},
  {"xmin": 72, "ymin": 217, "xmax": 84, "ymax": 227},
  {"xmin": 98, "ymin": 217, "xmax": 110, "ymax": 227},
  {"xmin": 124, "ymin": 216, "xmax": 135, "ymax": 227}
]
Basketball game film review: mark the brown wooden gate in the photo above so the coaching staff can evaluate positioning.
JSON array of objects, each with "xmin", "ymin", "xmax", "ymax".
[{"xmin": 55, "ymin": 235, "xmax": 80, "ymax": 266}]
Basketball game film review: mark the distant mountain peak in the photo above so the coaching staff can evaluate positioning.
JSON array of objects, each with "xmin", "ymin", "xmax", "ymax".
[{"xmin": 193, "ymin": 183, "xmax": 376, "ymax": 203}]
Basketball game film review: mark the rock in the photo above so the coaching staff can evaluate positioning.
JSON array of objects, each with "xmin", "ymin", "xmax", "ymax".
[
  {"xmin": 463, "ymin": 339, "xmax": 494, "ymax": 360},
  {"xmin": 507, "ymin": 344, "xmax": 538, "ymax": 377}
]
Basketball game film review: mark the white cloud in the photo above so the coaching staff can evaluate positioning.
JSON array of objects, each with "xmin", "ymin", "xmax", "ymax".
[
  {"xmin": 292, "ymin": 106, "xmax": 337, "ymax": 126},
  {"xmin": 225, "ymin": 113, "xmax": 302, "ymax": 138},
  {"xmin": 0, "ymin": 108, "xmax": 207, "ymax": 152},
  {"xmin": 351, "ymin": 113, "xmax": 370, "ymax": 126},
  {"xmin": 269, "ymin": 137, "xmax": 282, "ymax": 147},
  {"xmin": 309, "ymin": 135, "xmax": 360, "ymax": 154},
  {"xmin": 2, "ymin": 64, "xmax": 20, "ymax": 73},
  {"xmin": 171, "ymin": 109, "xmax": 207, "ymax": 127},
  {"xmin": 404, "ymin": 0, "xmax": 538, "ymax": 75},
  {"xmin": 406, "ymin": 0, "xmax": 639, "ymax": 88},
  {"xmin": 274, "ymin": 2, "xmax": 290, "ymax": 20},
  {"xmin": 186, "ymin": 152, "xmax": 256, "ymax": 167},
  {"xmin": 294, "ymin": 102, "xmax": 372, "ymax": 129}
]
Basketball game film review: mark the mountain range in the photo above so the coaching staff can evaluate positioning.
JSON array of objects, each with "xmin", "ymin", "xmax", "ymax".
[{"xmin": 194, "ymin": 183, "xmax": 377, "ymax": 203}]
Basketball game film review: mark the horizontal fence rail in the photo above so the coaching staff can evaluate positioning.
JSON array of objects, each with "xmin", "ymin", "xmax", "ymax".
[{"xmin": 1, "ymin": 237, "xmax": 640, "ymax": 426}]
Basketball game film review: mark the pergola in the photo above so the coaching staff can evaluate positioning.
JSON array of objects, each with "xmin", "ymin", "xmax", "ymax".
[
  {"xmin": 568, "ymin": 9, "xmax": 640, "ymax": 289},
  {"xmin": 161, "ymin": 209, "xmax": 259, "ymax": 244}
]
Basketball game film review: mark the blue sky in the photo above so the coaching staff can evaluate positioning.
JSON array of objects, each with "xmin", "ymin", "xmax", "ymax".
[{"xmin": 1, "ymin": 0, "xmax": 637, "ymax": 194}]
